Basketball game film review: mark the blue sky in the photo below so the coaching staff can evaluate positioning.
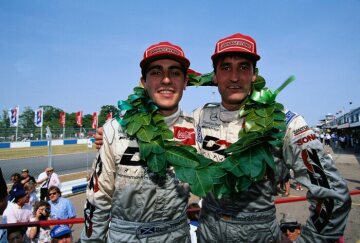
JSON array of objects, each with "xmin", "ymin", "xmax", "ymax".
[{"xmin": 1, "ymin": 1, "xmax": 359, "ymax": 126}]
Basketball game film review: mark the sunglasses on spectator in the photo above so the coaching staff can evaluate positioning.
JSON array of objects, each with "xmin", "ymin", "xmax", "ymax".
[
  {"xmin": 48, "ymin": 192, "xmax": 57, "ymax": 196},
  {"xmin": 280, "ymin": 225, "xmax": 300, "ymax": 233}
]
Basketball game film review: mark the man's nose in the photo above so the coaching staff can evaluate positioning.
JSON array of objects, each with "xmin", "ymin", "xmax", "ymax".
[
  {"xmin": 161, "ymin": 73, "xmax": 172, "ymax": 84},
  {"xmin": 230, "ymin": 69, "xmax": 239, "ymax": 82}
]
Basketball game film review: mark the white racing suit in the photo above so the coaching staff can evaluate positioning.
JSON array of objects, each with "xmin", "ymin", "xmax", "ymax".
[
  {"xmin": 193, "ymin": 103, "xmax": 351, "ymax": 243},
  {"xmin": 81, "ymin": 109, "xmax": 196, "ymax": 243}
]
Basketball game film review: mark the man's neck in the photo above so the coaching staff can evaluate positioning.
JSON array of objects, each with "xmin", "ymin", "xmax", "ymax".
[
  {"xmin": 16, "ymin": 202, "xmax": 24, "ymax": 208},
  {"xmin": 51, "ymin": 198, "xmax": 60, "ymax": 204},
  {"xmin": 162, "ymin": 108, "xmax": 181, "ymax": 127},
  {"xmin": 159, "ymin": 107, "xmax": 179, "ymax": 117}
]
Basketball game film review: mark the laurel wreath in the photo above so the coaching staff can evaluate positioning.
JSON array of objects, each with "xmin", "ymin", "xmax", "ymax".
[{"xmin": 117, "ymin": 71, "xmax": 294, "ymax": 198}]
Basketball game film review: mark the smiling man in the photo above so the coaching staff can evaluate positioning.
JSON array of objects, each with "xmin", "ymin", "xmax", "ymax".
[
  {"xmin": 194, "ymin": 33, "xmax": 351, "ymax": 243},
  {"xmin": 81, "ymin": 41, "xmax": 196, "ymax": 242}
]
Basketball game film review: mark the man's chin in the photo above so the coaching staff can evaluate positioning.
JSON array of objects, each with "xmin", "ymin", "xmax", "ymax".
[{"xmin": 226, "ymin": 95, "xmax": 247, "ymax": 104}]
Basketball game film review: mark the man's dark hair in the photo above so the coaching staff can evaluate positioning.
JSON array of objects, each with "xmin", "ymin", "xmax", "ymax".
[
  {"xmin": 11, "ymin": 173, "xmax": 21, "ymax": 182},
  {"xmin": 48, "ymin": 186, "xmax": 62, "ymax": 197},
  {"xmin": 212, "ymin": 53, "xmax": 257, "ymax": 74},
  {"xmin": 33, "ymin": 200, "xmax": 51, "ymax": 214}
]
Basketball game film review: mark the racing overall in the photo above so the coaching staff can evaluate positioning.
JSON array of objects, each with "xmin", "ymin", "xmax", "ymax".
[
  {"xmin": 81, "ymin": 109, "xmax": 196, "ymax": 243},
  {"xmin": 193, "ymin": 104, "xmax": 351, "ymax": 243}
]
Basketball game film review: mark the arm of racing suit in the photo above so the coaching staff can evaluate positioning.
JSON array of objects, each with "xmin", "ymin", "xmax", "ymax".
[
  {"xmin": 81, "ymin": 120, "xmax": 117, "ymax": 242},
  {"xmin": 283, "ymin": 112, "xmax": 351, "ymax": 243}
]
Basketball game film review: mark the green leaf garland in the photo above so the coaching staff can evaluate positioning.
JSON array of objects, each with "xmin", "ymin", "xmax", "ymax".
[{"xmin": 116, "ymin": 71, "xmax": 294, "ymax": 198}]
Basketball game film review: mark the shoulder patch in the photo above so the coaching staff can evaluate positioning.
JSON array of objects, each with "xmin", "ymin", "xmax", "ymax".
[{"xmin": 285, "ymin": 110, "xmax": 297, "ymax": 126}]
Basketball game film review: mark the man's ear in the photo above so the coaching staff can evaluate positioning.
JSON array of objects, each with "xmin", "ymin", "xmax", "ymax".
[
  {"xmin": 184, "ymin": 76, "xmax": 189, "ymax": 90},
  {"xmin": 213, "ymin": 74, "xmax": 218, "ymax": 85},
  {"xmin": 251, "ymin": 73, "xmax": 257, "ymax": 82},
  {"xmin": 140, "ymin": 77, "xmax": 146, "ymax": 87}
]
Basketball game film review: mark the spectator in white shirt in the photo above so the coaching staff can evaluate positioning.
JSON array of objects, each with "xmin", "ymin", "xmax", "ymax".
[
  {"xmin": 2, "ymin": 188, "xmax": 32, "ymax": 223},
  {"xmin": 37, "ymin": 167, "xmax": 61, "ymax": 201}
]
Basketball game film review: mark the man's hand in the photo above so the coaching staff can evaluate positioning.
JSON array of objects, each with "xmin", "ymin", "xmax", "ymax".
[{"xmin": 94, "ymin": 127, "xmax": 104, "ymax": 150}]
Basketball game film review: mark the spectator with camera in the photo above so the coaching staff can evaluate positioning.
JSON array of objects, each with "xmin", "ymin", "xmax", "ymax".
[{"xmin": 26, "ymin": 201, "xmax": 52, "ymax": 243}]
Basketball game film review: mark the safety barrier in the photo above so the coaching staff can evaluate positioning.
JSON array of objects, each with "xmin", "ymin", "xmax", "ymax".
[
  {"xmin": 0, "ymin": 138, "xmax": 95, "ymax": 149},
  {"xmin": 61, "ymin": 178, "xmax": 87, "ymax": 197},
  {"xmin": 1, "ymin": 190, "xmax": 359, "ymax": 229}
]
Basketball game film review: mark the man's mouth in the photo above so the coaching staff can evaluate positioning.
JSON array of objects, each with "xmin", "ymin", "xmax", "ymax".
[
  {"xmin": 227, "ymin": 85, "xmax": 243, "ymax": 90},
  {"xmin": 158, "ymin": 88, "xmax": 175, "ymax": 94}
]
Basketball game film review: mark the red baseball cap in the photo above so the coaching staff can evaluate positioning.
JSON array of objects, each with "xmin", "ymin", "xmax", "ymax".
[
  {"xmin": 140, "ymin": 41, "xmax": 190, "ymax": 69},
  {"xmin": 211, "ymin": 33, "xmax": 260, "ymax": 62}
]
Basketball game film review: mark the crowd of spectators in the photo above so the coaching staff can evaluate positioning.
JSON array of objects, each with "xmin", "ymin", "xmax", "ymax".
[
  {"xmin": 317, "ymin": 131, "xmax": 360, "ymax": 153},
  {"xmin": 0, "ymin": 168, "xmax": 76, "ymax": 243}
]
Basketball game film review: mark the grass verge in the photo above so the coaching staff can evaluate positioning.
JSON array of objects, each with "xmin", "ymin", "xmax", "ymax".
[{"xmin": 0, "ymin": 144, "xmax": 97, "ymax": 160}]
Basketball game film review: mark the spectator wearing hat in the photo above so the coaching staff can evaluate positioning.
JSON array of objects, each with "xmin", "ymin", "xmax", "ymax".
[
  {"xmin": 2, "ymin": 187, "xmax": 32, "ymax": 223},
  {"xmin": 48, "ymin": 186, "xmax": 76, "ymax": 228},
  {"xmin": 50, "ymin": 225, "xmax": 72, "ymax": 243},
  {"xmin": 279, "ymin": 214, "xmax": 301, "ymax": 242},
  {"xmin": 21, "ymin": 169, "xmax": 36, "ymax": 186}
]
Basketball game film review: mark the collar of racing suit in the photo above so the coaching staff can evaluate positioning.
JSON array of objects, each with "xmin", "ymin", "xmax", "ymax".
[
  {"xmin": 219, "ymin": 104, "xmax": 239, "ymax": 122},
  {"xmin": 163, "ymin": 108, "xmax": 181, "ymax": 127}
]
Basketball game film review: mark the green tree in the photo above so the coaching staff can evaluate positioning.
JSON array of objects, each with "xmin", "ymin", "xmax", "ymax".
[
  {"xmin": 83, "ymin": 114, "xmax": 92, "ymax": 129},
  {"xmin": 41, "ymin": 105, "xmax": 64, "ymax": 139},
  {"xmin": 19, "ymin": 106, "xmax": 35, "ymax": 139},
  {"xmin": 0, "ymin": 110, "xmax": 12, "ymax": 141},
  {"xmin": 98, "ymin": 105, "xmax": 118, "ymax": 126}
]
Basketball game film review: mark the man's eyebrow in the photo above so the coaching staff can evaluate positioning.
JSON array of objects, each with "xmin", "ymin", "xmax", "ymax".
[
  {"xmin": 147, "ymin": 65, "xmax": 163, "ymax": 71},
  {"xmin": 220, "ymin": 60, "xmax": 251, "ymax": 65},
  {"xmin": 147, "ymin": 65, "xmax": 183, "ymax": 72},
  {"xmin": 168, "ymin": 65, "xmax": 183, "ymax": 70}
]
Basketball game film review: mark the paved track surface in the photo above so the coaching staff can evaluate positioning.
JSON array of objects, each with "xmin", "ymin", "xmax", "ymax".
[{"xmin": 1, "ymin": 151, "xmax": 96, "ymax": 183}]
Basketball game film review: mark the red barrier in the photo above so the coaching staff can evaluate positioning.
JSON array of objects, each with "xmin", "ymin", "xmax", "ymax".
[{"xmin": 1, "ymin": 190, "xmax": 359, "ymax": 229}]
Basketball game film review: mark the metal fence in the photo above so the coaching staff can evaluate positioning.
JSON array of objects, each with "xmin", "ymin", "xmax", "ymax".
[
  {"xmin": 0, "ymin": 136, "xmax": 96, "ymax": 184},
  {"xmin": 0, "ymin": 127, "xmax": 96, "ymax": 142}
]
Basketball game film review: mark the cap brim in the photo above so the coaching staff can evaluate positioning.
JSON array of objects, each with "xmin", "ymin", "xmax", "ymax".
[{"xmin": 140, "ymin": 54, "xmax": 190, "ymax": 70}]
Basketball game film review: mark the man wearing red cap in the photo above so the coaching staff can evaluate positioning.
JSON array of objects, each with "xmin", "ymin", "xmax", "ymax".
[
  {"xmin": 81, "ymin": 41, "xmax": 195, "ymax": 242},
  {"xmin": 194, "ymin": 33, "xmax": 351, "ymax": 242}
]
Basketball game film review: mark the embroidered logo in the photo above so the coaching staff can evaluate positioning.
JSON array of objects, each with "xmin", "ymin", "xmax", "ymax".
[{"xmin": 174, "ymin": 126, "xmax": 195, "ymax": 145}]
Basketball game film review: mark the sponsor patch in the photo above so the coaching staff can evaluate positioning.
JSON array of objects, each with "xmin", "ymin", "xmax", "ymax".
[
  {"xmin": 201, "ymin": 120, "xmax": 221, "ymax": 130},
  {"xmin": 293, "ymin": 125, "xmax": 310, "ymax": 136},
  {"xmin": 296, "ymin": 133, "xmax": 317, "ymax": 146},
  {"xmin": 196, "ymin": 125, "xmax": 203, "ymax": 144},
  {"xmin": 210, "ymin": 112, "xmax": 218, "ymax": 121},
  {"xmin": 174, "ymin": 126, "xmax": 196, "ymax": 145},
  {"xmin": 146, "ymin": 45, "xmax": 184, "ymax": 58},
  {"xmin": 217, "ymin": 37, "xmax": 255, "ymax": 53},
  {"xmin": 285, "ymin": 110, "xmax": 296, "ymax": 125}
]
